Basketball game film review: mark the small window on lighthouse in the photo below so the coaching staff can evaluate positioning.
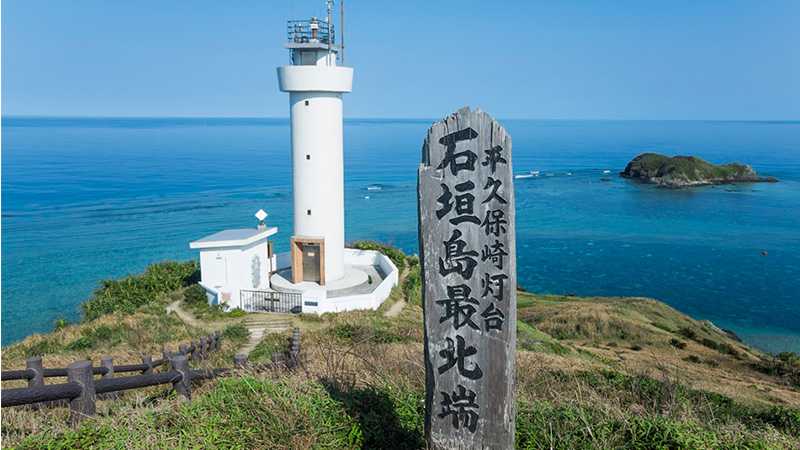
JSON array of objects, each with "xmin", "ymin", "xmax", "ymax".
[
  {"xmin": 305, "ymin": 100, "xmax": 310, "ymax": 106},
  {"xmin": 306, "ymin": 154, "xmax": 311, "ymax": 160},
  {"xmin": 307, "ymin": 209, "xmax": 312, "ymax": 215}
]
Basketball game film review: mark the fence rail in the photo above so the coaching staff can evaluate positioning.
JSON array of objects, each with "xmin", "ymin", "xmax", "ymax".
[{"xmin": 1, "ymin": 328, "xmax": 303, "ymax": 427}]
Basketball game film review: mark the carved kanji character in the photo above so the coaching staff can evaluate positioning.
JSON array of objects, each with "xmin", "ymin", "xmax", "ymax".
[
  {"xmin": 439, "ymin": 385, "xmax": 480, "ymax": 433},
  {"xmin": 437, "ymin": 128, "xmax": 479, "ymax": 176},
  {"xmin": 481, "ymin": 302, "xmax": 505, "ymax": 331},
  {"xmin": 482, "ymin": 177, "xmax": 507, "ymax": 204},
  {"xmin": 436, "ymin": 284, "xmax": 479, "ymax": 331},
  {"xmin": 481, "ymin": 209, "xmax": 507, "ymax": 236},
  {"xmin": 439, "ymin": 229, "xmax": 478, "ymax": 279},
  {"xmin": 481, "ymin": 240, "xmax": 508, "ymax": 270},
  {"xmin": 436, "ymin": 182, "xmax": 480, "ymax": 225},
  {"xmin": 438, "ymin": 335, "xmax": 483, "ymax": 380},
  {"xmin": 481, "ymin": 272, "xmax": 509, "ymax": 302},
  {"xmin": 481, "ymin": 145, "xmax": 507, "ymax": 174}
]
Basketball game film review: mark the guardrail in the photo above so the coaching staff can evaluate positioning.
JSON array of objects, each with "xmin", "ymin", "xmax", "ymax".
[
  {"xmin": 1, "ymin": 328, "xmax": 303, "ymax": 427},
  {"xmin": 287, "ymin": 19, "xmax": 334, "ymax": 45},
  {"xmin": 241, "ymin": 289, "xmax": 303, "ymax": 314}
]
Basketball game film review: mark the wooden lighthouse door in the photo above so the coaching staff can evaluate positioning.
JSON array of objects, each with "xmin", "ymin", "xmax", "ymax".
[{"xmin": 291, "ymin": 237, "xmax": 326, "ymax": 285}]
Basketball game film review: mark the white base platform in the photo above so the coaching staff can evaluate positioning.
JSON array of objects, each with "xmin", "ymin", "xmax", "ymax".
[
  {"xmin": 267, "ymin": 248, "xmax": 400, "ymax": 314},
  {"xmin": 270, "ymin": 265, "xmax": 368, "ymax": 293}
]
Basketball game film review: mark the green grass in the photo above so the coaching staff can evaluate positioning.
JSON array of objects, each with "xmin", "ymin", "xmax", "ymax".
[
  {"xmin": 12, "ymin": 378, "xmax": 363, "ymax": 450},
  {"xmin": 81, "ymin": 261, "xmax": 198, "ymax": 321},
  {"xmin": 350, "ymin": 241, "xmax": 407, "ymax": 271},
  {"xmin": 182, "ymin": 283, "xmax": 246, "ymax": 320},
  {"xmin": 517, "ymin": 319, "xmax": 571, "ymax": 355},
  {"xmin": 13, "ymin": 373, "xmax": 798, "ymax": 449},
  {"xmin": 249, "ymin": 331, "xmax": 292, "ymax": 363},
  {"xmin": 5, "ymin": 246, "xmax": 800, "ymax": 449}
]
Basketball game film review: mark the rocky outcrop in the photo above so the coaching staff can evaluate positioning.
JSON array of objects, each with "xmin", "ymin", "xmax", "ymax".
[{"xmin": 620, "ymin": 153, "xmax": 778, "ymax": 188}]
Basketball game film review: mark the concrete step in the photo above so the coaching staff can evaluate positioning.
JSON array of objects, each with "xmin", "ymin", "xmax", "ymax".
[{"xmin": 244, "ymin": 320, "xmax": 292, "ymax": 326}]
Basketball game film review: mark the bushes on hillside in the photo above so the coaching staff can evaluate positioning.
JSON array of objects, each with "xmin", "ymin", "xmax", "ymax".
[
  {"xmin": 81, "ymin": 261, "xmax": 198, "ymax": 321},
  {"xmin": 183, "ymin": 283, "xmax": 208, "ymax": 307},
  {"xmin": 350, "ymin": 241, "xmax": 406, "ymax": 271},
  {"xmin": 402, "ymin": 260, "xmax": 421, "ymax": 307}
]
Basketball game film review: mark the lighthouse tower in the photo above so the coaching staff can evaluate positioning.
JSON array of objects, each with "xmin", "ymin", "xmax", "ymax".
[{"xmin": 277, "ymin": 8, "xmax": 352, "ymax": 285}]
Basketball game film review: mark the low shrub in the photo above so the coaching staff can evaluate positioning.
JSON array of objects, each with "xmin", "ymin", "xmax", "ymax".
[
  {"xmin": 684, "ymin": 355, "xmax": 702, "ymax": 364},
  {"xmin": 227, "ymin": 308, "xmax": 246, "ymax": 318},
  {"xmin": 402, "ymin": 264, "xmax": 421, "ymax": 306},
  {"xmin": 52, "ymin": 318, "xmax": 69, "ymax": 332},
  {"xmin": 249, "ymin": 332, "xmax": 291, "ymax": 363},
  {"xmin": 222, "ymin": 324, "xmax": 250, "ymax": 341},
  {"xmin": 24, "ymin": 338, "xmax": 63, "ymax": 357},
  {"xmin": 81, "ymin": 261, "xmax": 198, "ymax": 321},
  {"xmin": 670, "ymin": 338, "xmax": 688, "ymax": 349},
  {"xmin": 183, "ymin": 284, "xmax": 208, "ymax": 307},
  {"xmin": 350, "ymin": 241, "xmax": 406, "ymax": 271},
  {"xmin": 64, "ymin": 324, "xmax": 127, "ymax": 351}
]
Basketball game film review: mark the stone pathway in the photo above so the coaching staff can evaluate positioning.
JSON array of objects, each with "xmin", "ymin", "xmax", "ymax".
[
  {"xmin": 166, "ymin": 300, "xmax": 291, "ymax": 356},
  {"xmin": 166, "ymin": 300, "xmax": 210, "ymax": 331},
  {"xmin": 238, "ymin": 314, "xmax": 294, "ymax": 357},
  {"xmin": 383, "ymin": 265, "xmax": 410, "ymax": 318},
  {"xmin": 384, "ymin": 299, "xmax": 407, "ymax": 318}
]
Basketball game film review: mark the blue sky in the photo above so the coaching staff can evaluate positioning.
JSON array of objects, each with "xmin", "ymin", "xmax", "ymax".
[{"xmin": 2, "ymin": 0, "xmax": 798, "ymax": 119}]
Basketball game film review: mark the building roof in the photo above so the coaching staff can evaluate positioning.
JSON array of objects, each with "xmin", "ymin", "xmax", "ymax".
[{"xmin": 189, "ymin": 227, "xmax": 277, "ymax": 250}]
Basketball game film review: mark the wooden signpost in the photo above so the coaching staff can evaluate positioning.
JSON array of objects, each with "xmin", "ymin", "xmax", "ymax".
[{"xmin": 418, "ymin": 107, "xmax": 516, "ymax": 449}]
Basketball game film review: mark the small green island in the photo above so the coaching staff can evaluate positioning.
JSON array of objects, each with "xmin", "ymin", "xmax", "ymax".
[{"xmin": 620, "ymin": 152, "xmax": 778, "ymax": 188}]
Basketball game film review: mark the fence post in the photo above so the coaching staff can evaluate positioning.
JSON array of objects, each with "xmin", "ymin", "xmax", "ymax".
[
  {"xmin": 234, "ymin": 353, "xmax": 248, "ymax": 368},
  {"xmin": 100, "ymin": 356, "xmax": 116, "ymax": 400},
  {"xmin": 26, "ymin": 356, "xmax": 44, "ymax": 388},
  {"xmin": 179, "ymin": 344, "xmax": 189, "ymax": 357},
  {"xmin": 67, "ymin": 360, "xmax": 96, "ymax": 426},
  {"xmin": 289, "ymin": 328, "xmax": 301, "ymax": 368},
  {"xmin": 210, "ymin": 332, "xmax": 219, "ymax": 351},
  {"xmin": 202, "ymin": 337, "xmax": 209, "ymax": 357},
  {"xmin": 169, "ymin": 354, "xmax": 191, "ymax": 402},
  {"xmin": 141, "ymin": 355, "xmax": 153, "ymax": 375}
]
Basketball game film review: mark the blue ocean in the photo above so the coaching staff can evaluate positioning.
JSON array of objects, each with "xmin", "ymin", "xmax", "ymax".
[{"xmin": 2, "ymin": 118, "xmax": 799, "ymax": 352}]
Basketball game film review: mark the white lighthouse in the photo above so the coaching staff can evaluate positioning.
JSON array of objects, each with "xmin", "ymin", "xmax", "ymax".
[
  {"xmin": 190, "ymin": 3, "xmax": 398, "ymax": 314},
  {"xmin": 277, "ymin": 6, "xmax": 352, "ymax": 285}
]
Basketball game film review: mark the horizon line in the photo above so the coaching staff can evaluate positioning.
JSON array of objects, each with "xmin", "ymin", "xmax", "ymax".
[{"xmin": 3, "ymin": 114, "xmax": 799, "ymax": 123}]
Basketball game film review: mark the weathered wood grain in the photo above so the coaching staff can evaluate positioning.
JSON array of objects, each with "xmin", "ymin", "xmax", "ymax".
[{"xmin": 419, "ymin": 107, "xmax": 516, "ymax": 449}]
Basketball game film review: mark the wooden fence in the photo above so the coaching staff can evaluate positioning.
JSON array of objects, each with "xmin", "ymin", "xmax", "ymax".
[{"xmin": 1, "ymin": 328, "xmax": 302, "ymax": 426}]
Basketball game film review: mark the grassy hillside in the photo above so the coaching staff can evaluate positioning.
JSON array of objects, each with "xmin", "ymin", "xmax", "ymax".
[{"xmin": 2, "ymin": 248, "xmax": 799, "ymax": 449}]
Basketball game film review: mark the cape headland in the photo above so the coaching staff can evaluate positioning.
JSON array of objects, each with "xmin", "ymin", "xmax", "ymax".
[
  {"xmin": 2, "ymin": 242, "xmax": 799, "ymax": 448},
  {"xmin": 620, "ymin": 152, "xmax": 778, "ymax": 188}
]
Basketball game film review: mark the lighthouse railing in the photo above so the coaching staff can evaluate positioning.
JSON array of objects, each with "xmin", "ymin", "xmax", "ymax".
[{"xmin": 287, "ymin": 20, "xmax": 335, "ymax": 45}]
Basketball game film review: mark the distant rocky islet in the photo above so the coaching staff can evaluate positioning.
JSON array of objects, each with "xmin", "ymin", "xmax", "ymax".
[{"xmin": 620, "ymin": 152, "xmax": 778, "ymax": 188}]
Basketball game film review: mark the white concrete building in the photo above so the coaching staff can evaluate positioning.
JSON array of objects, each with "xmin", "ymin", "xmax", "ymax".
[
  {"xmin": 189, "ymin": 217, "xmax": 279, "ymax": 310},
  {"xmin": 189, "ymin": 7, "xmax": 397, "ymax": 315}
]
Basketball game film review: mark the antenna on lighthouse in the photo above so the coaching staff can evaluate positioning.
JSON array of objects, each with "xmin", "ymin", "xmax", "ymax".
[
  {"xmin": 326, "ymin": 0, "xmax": 334, "ymax": 64},
  {"xmin": 340, "ymin": 0, "xmax": 345, "ymax": 65}
]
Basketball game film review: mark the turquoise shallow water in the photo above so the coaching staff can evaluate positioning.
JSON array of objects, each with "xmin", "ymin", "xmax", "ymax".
[{"xmin": 2, "ymin": 118, "xmax": 799, "ymax": 352}]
